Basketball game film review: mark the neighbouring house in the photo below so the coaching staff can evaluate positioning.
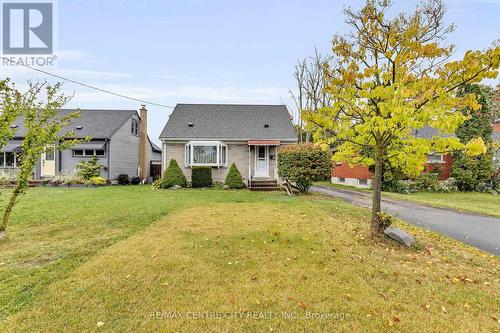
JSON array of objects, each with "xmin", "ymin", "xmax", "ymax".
[
  {"xmin": 331, "ymin": 126, "xmax": 454, "ymax": 188},
  {"xmin": 493, "ymin": 119, "xmax": 500, "ymax": 168},
  {"xmin": 0, "ymin": 105, "xmax": 162, "ymax": 181},
  {"xmin": 159, "ymin": 104, "xmax": 297, "ymax": 189}
]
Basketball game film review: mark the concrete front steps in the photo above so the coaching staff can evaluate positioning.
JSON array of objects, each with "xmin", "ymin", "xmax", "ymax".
[{"xmin": 249, "ymin": 179, "xmax": 281, "ymax": 191}]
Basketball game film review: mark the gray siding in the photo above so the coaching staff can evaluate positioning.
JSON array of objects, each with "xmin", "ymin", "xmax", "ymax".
[
  {"xmin": 59, "ymin": 148, "xmax": 108, "ymax": 178},
  {"xmin": 109, "ymin": 115, "xmax": 141, "ymax": 179}
]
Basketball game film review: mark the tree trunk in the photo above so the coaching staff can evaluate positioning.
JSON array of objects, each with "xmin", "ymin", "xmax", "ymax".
[
  {"xmin": 1, "ymin": 182, "xmax": 22, "ymax": 235},
  {"xmin": 371, "ymin": 143, "xmax": 383, "ymax": 235}
]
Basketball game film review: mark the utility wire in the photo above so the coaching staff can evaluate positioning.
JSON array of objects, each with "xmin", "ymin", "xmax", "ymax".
[{"xmin": 1, "ymin": 56, "xmax": 175, "ymax": 109}]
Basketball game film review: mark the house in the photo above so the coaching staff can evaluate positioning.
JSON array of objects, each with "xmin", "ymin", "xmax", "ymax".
[
  {"xmin": 331, "ymin": 127, "xmax": 454, "ymax": 188},
  {"xmin": 493, "ymin": 119, "xmax": 500, "ymax": 167},
  {"xmin": 159, "ymin": 104, "xmax": 297, "ymax": 188},
  {"xmin": 0, "ymin": 105, "xmax": 161, "ymax": 181}
]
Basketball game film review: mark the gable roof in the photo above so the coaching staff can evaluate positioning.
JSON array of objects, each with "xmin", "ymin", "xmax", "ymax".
[
  {"xmin": 412, "ymin": 126, "xmax": 454, "ymax": 139},
  {"xmin": 11, "ymin": 109, "xmax": 138, "ymax": 139},
  {"xmin": 159, "ymin": 104, "xmax": 297, "ymax": 141}
]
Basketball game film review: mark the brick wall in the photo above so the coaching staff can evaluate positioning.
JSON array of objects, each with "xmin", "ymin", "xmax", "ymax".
[
  {"xmin": 332, "ymin": 154, "xmax": 453, "ymax": 180},
  {"xmin": 332, "ymin": 163, "xmax": 372, "ymax": 179}
]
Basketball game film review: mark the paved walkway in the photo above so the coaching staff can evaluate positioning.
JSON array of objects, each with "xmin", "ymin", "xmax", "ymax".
[{"xmin": 311, "ymin": 185, "xmax": 500, "ymax": 255}]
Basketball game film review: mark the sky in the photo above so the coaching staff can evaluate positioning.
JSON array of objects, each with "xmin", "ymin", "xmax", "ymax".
[{"xmin": 2, "ymin": 0, "xmax": 500, "ymax": 144}]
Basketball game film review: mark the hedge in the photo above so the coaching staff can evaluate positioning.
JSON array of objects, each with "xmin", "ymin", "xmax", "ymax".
[
  {"xmin": 191, "ymin": 166, "xmax": 212, "ymax": 188},
  {"xmin": 225, "ymin": 163, "xmax": 244, "ymax": 189},
  {"xmin": 277, "ymin": 144, "xmax": 331, "ymax": 192}
]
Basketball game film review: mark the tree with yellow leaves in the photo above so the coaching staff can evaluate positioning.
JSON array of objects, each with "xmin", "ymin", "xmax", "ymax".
[{"xmin": 304, "ymin": 0, "xmax": 500, "ymax": 234}]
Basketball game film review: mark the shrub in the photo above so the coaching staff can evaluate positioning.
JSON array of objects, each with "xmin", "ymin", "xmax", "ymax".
[
  {"xmin": 409, "ymin": 171, "xmax": 440, "ymax": 192},
  {"xmin": 117, "ymin": 174, "xmax": 130, "ymax": 185},
  {"xmin": 88, "ymin": 176, "xmax": 106, "ymax": 186},
  {"xmin": 212, "ymin": 180, "xmax": 225, "ymax": 189},
  {"xmin": 408, "ymin": 171, "xmax": 457, "ymax": 193},
  {"xmin": 76, "ymin": 157, "xmax": 101, "ymax": 180},
  {"xmin": 155, "ymin": 159, "xmax": 187, "ymax": 189},
  {"xmin": 225, "ymin": 163, "xmax": 244, "ymax": 189},
  {"xmin": 277, "ymin": 144, "xmax": 331, "ymax": 192},
  {"xmin": 130, "ymin": 177, "xmax": 141, "ymax": 185},
  {"xmin": 452, "ymin": 151, "xmax": 494, "ymax": 192},
  {"xmin": 191, "ymin": 166, "xmax": 212, "ymax": 188}
]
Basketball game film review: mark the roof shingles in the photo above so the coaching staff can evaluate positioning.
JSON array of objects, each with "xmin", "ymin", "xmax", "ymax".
[
  {"xmin": 12, "ymin": 109, "xmax": 138, "ymax": 139},
  {"xmin": 160, "ymin": 104, "xmax": 297, "ymax": 141}
]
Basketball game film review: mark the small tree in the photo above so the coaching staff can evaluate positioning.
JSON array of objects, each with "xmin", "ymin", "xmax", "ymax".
[
  {"xmin": 225, "ymin": 163, "xmax": 244, "ymax": 189},
  {"xmin": 0, "ymin": 79, "xmax": 21, "ymax": 149},
  {"xmin": 0, "ymin": 81, "xmax": 84, "ymax": 238},
  {"xmin": 156, "ymin": 159, "xmax": 187, "ymax": 188},
  {"xmin": 304, "ymin": 0, "xmax": 500, "ymax": 234},
  {"xmin": 452, "ymin": 84, "xmax": 495, "ymax": 191},
  {"xmin": 76, "ymin": 157, "xmax": 102, "ymax": 180},
  {"xmin": 277, "ymin": 144, "xmax": 331, "ymax": 192}
]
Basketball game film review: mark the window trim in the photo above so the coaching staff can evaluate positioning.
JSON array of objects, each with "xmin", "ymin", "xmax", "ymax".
[
  {"xmin": 426, "ymin": 153, "xmax": 445, "ymax": 164},
  {"xmin": 358, "ymin": 178, "xmax": 368, "ymax": 186},
  {"xmin": 72, "ymin": 149, "xmax": 106, "ymax": 157},
  {"xmin": 184, "ymin": 141, "xmax": 228, "ymax": 167},
  {"xmin": 131, "ymin": 120, "xmax": 140, "ymax": 136},
  {"xmin": 0, "ymin": 151, "xmax": 18, "ymax": 168}
]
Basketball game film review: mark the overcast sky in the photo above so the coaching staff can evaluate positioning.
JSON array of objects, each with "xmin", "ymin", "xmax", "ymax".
[{"xmin": 3, "ymin": 0, "xmax": 500, "ymax": 144}]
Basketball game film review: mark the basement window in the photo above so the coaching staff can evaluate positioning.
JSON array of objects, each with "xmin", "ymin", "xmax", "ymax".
[
  {"xmin": 338, "ymin": 177, "xmax": 345, "ymax": 183},
  {"xmin": 184, "ymin": 141, "xmax": 227, "ymax": 167},
  {"xmin": 358, "ymin": 179, "xmax": 368, "ymax": 186}
]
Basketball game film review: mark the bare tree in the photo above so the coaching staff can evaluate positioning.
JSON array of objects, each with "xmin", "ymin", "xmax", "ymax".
[
  {"xmin": 289, "ymin": 50, "xmax": 333, "ymax": 143},
  {"xmin": 289, "ymin": 59, "xmax": 307, "ymax": 143}
]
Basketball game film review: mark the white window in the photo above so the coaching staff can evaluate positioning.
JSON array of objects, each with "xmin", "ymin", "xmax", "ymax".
[
  {"xmin": 0, "ymin": 152, "xmax": 18, "ymax": 168},
  {"xmin": 184, "ymin": 141, "xmax": 227, "ymax": 167},
  {"xmin": 427, "ymin": 153, "xmax": 444, "ymax": 164},
  {"xmin": 358, "ymin": 179, "xmax": 368, "ymax": 186}
]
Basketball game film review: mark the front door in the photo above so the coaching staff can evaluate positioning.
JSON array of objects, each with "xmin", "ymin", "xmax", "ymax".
[
  {"xmin": 254, "ymin": 146, "xmax": 268, "ymax": 177},
  {"xmin": 41, "ymin": 146, "xmax": 56, "ymax": 177}
]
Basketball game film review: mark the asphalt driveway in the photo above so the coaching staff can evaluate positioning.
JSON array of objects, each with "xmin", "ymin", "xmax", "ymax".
[{"xmin": 311, "ymin": 185, "xmax": 500, "ymax": 256}]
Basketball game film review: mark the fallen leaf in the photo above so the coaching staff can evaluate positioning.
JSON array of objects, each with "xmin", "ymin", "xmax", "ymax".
[
  {"xmin": 96, "ymin": 321, "xmax": 104, "ymax": 327},
  {"xmin": 297, "ymin": 301, "xmax": 307, "ymax": 310},
  {"xmin": 441, "ymin": 306, "xmax": 447, "ymax": 314},
  {"xmin": 126, "ymin": 274, "xmax": 131, "ymax": 279},
  {"xmin": 388, "ymin": 318, "xmax": 394, "ymax": 327},
  {"xmin": 151, "ymin": 253, "xmax": 157, "ymax": 258},
  {"xmin": 393, "ymin": 316, "xmax": 401, "ymax": 323}
]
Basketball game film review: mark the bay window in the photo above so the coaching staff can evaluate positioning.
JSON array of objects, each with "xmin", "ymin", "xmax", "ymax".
[{"xmin": 184, "ymin": 141, "xmax": 227, "ymax": 167}]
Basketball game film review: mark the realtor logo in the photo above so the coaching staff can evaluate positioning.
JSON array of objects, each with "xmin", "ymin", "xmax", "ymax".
[{"xmin": 2, "ymin": 2, "xmax": 53, "ymax": 54}]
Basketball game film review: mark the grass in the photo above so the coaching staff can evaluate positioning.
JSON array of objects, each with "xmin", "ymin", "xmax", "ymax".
[
  {"xmin": 0, "ymin": 186, "xmax": 499, "ymax": 332},
  {"xmin": 383, "ymin": 192, "xmax": 500, "ymax": 217},
  {"xmin": 315, "ymin": 181, "xmax": 500, "ymax": 217}
]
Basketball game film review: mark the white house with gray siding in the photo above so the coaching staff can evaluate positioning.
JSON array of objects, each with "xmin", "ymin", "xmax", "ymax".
[
  {"xmin": 0, "ymin": 106, "xmax": 161, "ymax": 181},
  {"xmin": 159, "ymin": 104, "xmax": 297, "ymax": 189}
]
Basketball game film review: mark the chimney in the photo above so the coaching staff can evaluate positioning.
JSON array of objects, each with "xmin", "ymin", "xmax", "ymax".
[{"xmin": 139, "ymin": 105, "xmax": 148, "ymax": 180}]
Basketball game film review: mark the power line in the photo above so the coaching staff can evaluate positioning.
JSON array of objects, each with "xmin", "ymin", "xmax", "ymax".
[{"xmin": 1, "ymin": 57, "xmax": 175, "ymax": 109}]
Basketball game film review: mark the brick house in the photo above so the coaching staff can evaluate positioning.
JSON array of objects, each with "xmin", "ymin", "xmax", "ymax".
[{"xmin": 331, "ymin": 127, "xmax": 454, "ymax": 188}]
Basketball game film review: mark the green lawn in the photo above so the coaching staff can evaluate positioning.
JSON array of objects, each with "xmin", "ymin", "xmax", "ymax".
[
  {"xmin": 384, "ymin": 192, "xmax": 500, "ymax": 217},
  {"xmin": 316, "ymin": 181, "xmax": 500, "ymax": 217},
  {"xmin": 0, "ymin": 187, "xmax": 499, "ymax": 332}
]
